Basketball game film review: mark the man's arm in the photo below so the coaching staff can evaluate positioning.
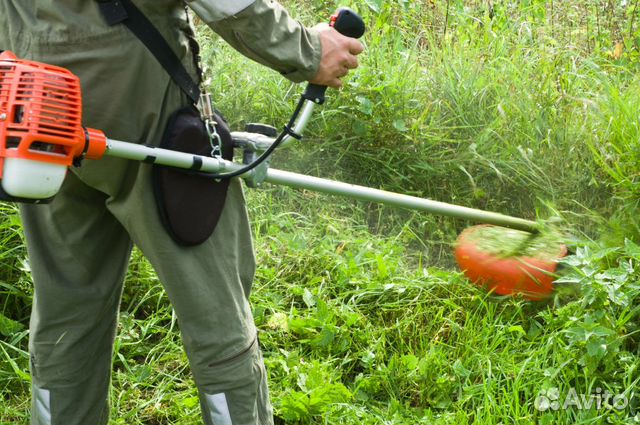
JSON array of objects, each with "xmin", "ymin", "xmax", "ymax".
[{"xmin": 186, "ymin": 0, "xmax": 363, "ymax": 86}]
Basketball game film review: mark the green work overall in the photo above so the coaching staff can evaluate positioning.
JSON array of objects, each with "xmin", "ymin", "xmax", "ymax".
[{"xmin": 0, "ymin": 1, "xmax": 320, "ymax": 424}]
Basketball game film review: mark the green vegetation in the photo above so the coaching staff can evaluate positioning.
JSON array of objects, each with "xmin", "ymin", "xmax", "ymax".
[
  {"xmin": 2, "ymin": 1, "xmax": 640, "ymax": 424},
  {"xmin": 463, "ymin": 225, "xmax": 566, "ymax": 259}
]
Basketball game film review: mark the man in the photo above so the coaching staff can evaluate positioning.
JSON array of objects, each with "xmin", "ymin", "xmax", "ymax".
[{"xmin": 0, "ymin": 1, "xmax": 363, "ymax": 424}]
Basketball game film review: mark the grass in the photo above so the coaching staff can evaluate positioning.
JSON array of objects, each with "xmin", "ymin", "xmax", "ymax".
[{"xmin": 2, "ymin": 0, "xmax": 640, "ymax": 424}]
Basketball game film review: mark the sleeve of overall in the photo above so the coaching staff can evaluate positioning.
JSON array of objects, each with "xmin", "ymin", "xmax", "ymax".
[{"xmin": 186, "ymin": 0, "xmax": 321, "ymax": 82}]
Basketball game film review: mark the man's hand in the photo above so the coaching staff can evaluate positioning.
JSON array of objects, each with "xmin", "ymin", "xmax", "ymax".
[{"xmin": 310, "ymin": 23, "xmax": 364, "ymax": 88}]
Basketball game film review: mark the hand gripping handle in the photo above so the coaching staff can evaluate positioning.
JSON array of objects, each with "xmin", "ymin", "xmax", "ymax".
[{"xmin": 302, "ymin": 8, "xmax": 365, "ymax": 105}]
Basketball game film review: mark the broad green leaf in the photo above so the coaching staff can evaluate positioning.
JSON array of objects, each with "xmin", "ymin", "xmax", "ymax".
[{"xmin": 0, "ymin": 313, "xmax": 24, "ymax": 337}]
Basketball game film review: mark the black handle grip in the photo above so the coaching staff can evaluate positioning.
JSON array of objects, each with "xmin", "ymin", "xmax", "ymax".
[
  {"xmin": 303, "ymin": 7, "xmax": 365, "ymax": 105},
  {"xmin": 331, "ymin": 7, "xmax": 366, "ymax": 39}
]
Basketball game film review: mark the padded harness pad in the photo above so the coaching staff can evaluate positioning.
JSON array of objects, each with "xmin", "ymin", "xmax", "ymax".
[{"xmin": 152, "ymin": 105, "xmax": 234, "ymax": 246}]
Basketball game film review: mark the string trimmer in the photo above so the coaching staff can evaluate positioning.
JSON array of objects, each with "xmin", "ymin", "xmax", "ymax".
[{"xmin": 0, "ymin": 9, "xmax": 566, "ymax": 300}]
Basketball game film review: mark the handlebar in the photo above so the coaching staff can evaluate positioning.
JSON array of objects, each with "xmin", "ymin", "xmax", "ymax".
[{"xmin": 303, "ymin": 7, "xmax": 366, "ymax": 105}]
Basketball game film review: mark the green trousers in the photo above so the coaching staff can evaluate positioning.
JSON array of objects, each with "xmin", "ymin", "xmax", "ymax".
[{"xmin": 10, "ymin": 11, "xmax": 273, "ymax": 425}]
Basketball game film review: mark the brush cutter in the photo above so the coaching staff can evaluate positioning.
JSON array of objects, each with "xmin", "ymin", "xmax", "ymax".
[{"xmin": 0, "ymin": 9, "xmax": 566, "ymax": 300}]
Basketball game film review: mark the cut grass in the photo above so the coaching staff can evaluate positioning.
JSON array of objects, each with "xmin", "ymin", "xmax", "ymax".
[
  {"xmin": 0, "ymin": 185, "xmax": 638, "ymax": 425},
  {"xmin": 462, "ymin": 224, "xmax": 566, "ymax": 259}
]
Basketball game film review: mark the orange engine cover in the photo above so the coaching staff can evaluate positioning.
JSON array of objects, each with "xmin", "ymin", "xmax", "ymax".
[{"xmin": 0, "ymin": 51, "xmax": 105, "ymax": 171}]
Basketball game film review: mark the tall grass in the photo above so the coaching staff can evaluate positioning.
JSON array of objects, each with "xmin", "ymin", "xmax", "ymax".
[
  {"xmin": 205, "ymin": 0, "xmax": 633, "ymax": 239},
  {"xmin": 585, "ymin": 70, "xmax": 640, "ymax": 242}
]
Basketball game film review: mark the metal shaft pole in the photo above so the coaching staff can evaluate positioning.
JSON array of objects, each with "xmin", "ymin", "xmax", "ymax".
[
  {"xmin": 105, "ymin": 139, "xmax": 539, "ymax": 233},
  {"xmin": 264, "ymin": 169, "xmax": 539, "ymax": 233}
]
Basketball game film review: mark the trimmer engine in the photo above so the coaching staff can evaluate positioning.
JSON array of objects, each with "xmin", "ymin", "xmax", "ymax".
[{"xmin": 0, "ymin": 51, "xmax": 106, "ymax": 202}]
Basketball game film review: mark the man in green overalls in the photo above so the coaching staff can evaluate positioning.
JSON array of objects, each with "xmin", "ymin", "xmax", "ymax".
[{"xmin": 0, "ymin": 1, "xmax": 363, "ymax": 424}]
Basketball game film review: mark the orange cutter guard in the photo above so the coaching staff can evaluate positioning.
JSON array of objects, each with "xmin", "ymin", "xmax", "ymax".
[{"xmin": 0, "ymin": 51, "xmax": 107, "ymax": 177}]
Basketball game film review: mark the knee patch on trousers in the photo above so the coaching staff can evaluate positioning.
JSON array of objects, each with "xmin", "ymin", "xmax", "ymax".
[
  {"xmin": 32, "ymin": 385, "xmax": 52, "ymax": 425},
  {"xmin": 196, "ymin": 338, "xmax": 273, "ymax": 425}
]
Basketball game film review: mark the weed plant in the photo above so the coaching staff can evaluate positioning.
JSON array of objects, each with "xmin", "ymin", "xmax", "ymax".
[{"xmin": 1, "ymin": 1, "xmax": 640, "ymax": 424}]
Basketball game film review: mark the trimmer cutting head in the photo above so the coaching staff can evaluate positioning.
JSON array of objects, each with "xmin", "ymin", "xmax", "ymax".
[
  {"xmin": 0, "ymin": 51, "xmax": 105, "ymax": 202},
  {"xmin": 455, "ymin": 224, "xmax": 567, "ymax": 300}
]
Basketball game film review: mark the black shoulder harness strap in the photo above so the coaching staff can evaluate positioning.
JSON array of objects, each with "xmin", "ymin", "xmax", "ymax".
[{"xmin": 96, "ymin": 0, "xmax": 201, "ymax": 104}]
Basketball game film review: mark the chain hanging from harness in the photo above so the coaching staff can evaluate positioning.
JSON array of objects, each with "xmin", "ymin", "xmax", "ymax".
[
  {"xmin": 181, "ymin": 6, "xmax": 224, "ymax": 160},
  {"xmin": 199, "ymin": 93, "xmax": 223, "ymax": 158}
]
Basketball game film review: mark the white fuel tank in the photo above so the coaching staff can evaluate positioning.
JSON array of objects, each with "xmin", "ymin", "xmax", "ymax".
[{"xmin": 2, "ymin": 156, "xmax": 67, "ymax": 199}]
